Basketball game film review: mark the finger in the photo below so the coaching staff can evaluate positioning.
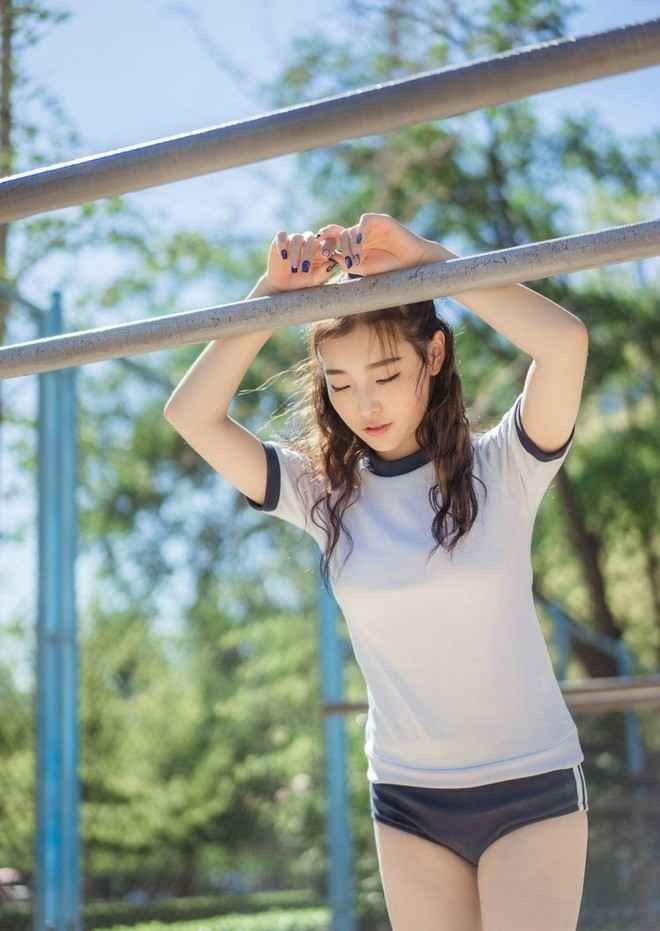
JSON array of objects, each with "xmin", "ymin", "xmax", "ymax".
[
  {"xmin": 288, "ymin": 233, "xmax": 304, "ymax": 273},
  {"xmin": 315, "ymin": 226, "xmax": 341, "ymax": 256},
  {"xmin": 300, "ymin": 231, "xmax": 317, "ymax": 274},
  {"xmin": 317, "ymin": 223, "xmax": 345, "ymax": 237},
  {"xmin": 319, "ymin": 236, "xmax": 338, "ymax": 258},
  {"xmin": 317, "ymin": 224, "xmax": 345, "ymax": 258},
  {"xmin": 340, "ymin": 229, "xmax": 354, "ymax": 269},
  {"xmin": 275, "ymin": 231, "xmax": 289, "ymax": 262},
  {"xmin": 348, "ymin": 224, "xmax": 361, "ymax": 266}
]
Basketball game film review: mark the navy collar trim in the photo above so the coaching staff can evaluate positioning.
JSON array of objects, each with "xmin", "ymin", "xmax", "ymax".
[{"xmin": 366, "ymin": 445, "xmax": 433, "ymax": 477}]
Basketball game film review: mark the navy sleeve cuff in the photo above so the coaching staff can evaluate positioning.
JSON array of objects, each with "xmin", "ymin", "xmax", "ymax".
[
  {"xmin": 514, "ymin": 396, "xmax": 575, "ymax": 462},
  {"xmin": 243, "ymin": 442, "xmax": 281, "ymax": 511}
]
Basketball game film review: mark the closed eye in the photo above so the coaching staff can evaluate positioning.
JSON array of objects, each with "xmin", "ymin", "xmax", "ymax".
[{"xmin": 330, "ymin": 373, "xmax": 400, "ymax": 392}]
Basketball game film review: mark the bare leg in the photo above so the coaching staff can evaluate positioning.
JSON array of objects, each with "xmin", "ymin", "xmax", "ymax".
[
  {"xmin": 477, "ymin": 810, "xmax": 589, "ymax": 931},
  {"xmin": 373, "ymin": 819, "xmax": 482, "ymax": 931}
]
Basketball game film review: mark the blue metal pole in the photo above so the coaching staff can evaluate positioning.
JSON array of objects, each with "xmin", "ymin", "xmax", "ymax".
[
  {"xmin": 60, "ymin": 290, "xmax": 82, "ymax": 930},
  {"xmin": 36, "ymin": 292, "xmax": 63, "ymax": 930},
  {"xmin": 550, "ymin": 608, "xmax": 572, "ymax": 681},
  {"xmin": 615, "ymin": 642, "xmax": 646, "ymax": 778},
  {"xmin": 546, "ymin": 591, "xmax": 647, "ymax": 781},
  {"xmin": 317, "ymin": 578, "xmax": 355, "ymax": 931},
  {"xmin": 35, "ymin": 291, "xmax": 81, "ymax": 930}
]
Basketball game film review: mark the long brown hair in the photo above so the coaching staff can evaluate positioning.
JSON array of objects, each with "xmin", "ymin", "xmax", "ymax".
[{"xmin": 268, "ymin": 274, "xmax": 486, "ymax": 592}]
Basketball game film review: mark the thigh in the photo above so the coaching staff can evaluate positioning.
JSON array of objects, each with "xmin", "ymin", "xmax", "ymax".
[
  {"xmin": 373, "ymin": 818, "xmax": 482, "ymax": 931},
  {"xmin": 477, "ymin": 809, "xmax": 589, "ymax": 931}
]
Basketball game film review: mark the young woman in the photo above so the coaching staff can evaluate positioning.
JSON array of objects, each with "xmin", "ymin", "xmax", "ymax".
[{"xmin": 164, "ymin": 213, "xmax": 590, "ymax": 931}]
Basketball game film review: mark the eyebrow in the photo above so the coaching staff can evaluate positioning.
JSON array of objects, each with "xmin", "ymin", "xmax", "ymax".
[{"xmin": 324, "ymin": 355, "xmax": 402, "ymax": 376}]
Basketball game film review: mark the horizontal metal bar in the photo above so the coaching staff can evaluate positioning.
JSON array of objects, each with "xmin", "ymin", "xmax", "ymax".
[
  {"xmin": 1, "ymin": 217, "xmax": 658, "ymax": 380},
  {"xmin": 0, "ymin": 280, "xmax": 175, "ymax": 390},
  {"xmin": 2, "ymin": 18, "xmax": 660, "ymax": 222},
  {"xmin": 321, "ymin": 675, "xmax": 660, "ymax": 717}
]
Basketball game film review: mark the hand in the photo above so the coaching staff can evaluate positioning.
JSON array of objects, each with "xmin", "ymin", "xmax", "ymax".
[
  {"xmin": 265, "ymin": 229, "xmax": 339, "ymax": 291},
  {"xmin": 315, "ymin": 213, "xmax": 430, "ymax": 278}
]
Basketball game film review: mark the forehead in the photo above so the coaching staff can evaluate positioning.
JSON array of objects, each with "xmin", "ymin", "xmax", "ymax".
[{"xmin": 319, "ymin": 328, "xmax": 403, "ymax": 374}]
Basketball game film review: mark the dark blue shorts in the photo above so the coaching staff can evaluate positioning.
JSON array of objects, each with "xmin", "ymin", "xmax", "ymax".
[{"xmin": 370, "ymin": 763, "xmax": 588, "ymax": 867}]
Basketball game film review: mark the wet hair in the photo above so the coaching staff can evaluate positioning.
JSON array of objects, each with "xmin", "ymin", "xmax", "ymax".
[{"xmin": 267, "ymin": 271, "xmax": 486, "ymax": 593}]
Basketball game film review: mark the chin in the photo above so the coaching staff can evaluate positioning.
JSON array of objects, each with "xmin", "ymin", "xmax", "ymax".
[{"xmin": 365, "ymin": 432, "xmax": 396, "ymax": 449}]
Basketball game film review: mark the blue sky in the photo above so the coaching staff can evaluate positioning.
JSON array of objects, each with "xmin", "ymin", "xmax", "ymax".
[{"xmin": 3, "ymin": 1, "xmax": 660, "ymax": 687}]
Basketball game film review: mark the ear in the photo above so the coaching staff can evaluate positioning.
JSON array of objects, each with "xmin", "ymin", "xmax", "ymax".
[{"xmin": 429, "ymin": 330, "xmax": 446, "ymax": 374}]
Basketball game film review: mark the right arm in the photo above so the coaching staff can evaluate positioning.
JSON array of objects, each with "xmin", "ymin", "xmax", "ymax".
[
  {"xmin": 163, "ymin": 273, "xmax": 279, "ymax": 506},
  {"xmin": 163, "ymin": 228, "xmax": 340, "ymax": 506}
]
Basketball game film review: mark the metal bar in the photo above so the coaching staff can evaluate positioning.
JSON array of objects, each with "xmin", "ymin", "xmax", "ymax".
[
  {"xmin": 318, "ymin": 579, "xmax": 355, "ymax": 931},
  {"xmin": 2, "ymin": 18, "xmax": 660, "ymax": 222},
  {"xmin": 60, "ymin": 334, "xmax": 83, "ymax": 930},
  {"xmin": 35, "ymin": 297, "xmax": 65, "ymax": 931},
  {"xmin": 0, "ymin": 280, "xmax": 175, "ymax": 389},
  {"xmin": 1, "ymin": 217, "xmax": 658, "ymax": 380},
  {"xmin": 321, "ymin": 675, "xmax": 660, "ymax": 717}
]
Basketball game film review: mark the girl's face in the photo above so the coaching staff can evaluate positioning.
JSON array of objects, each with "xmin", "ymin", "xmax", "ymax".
[{"xmin": 319, "ymin": 326, "xmax": 445, "ymax": 461}]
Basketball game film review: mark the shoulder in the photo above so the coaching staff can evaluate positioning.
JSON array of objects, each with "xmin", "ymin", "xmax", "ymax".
[{"xmin": 470, "ymin": 394, "xmax": 575, "ymax": 512}]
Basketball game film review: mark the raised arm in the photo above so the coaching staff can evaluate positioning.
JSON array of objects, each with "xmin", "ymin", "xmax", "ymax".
[{"xmin": 163, "ymin": 228, "xmax": 339, "ymax": 505}]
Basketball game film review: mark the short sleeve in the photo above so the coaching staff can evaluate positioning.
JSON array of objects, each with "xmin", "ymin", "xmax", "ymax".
[
  {"xmin": 243, "ymin": 441, "xmax": 326, "ymax": 543},
  {"xmin": 477, "ymin": 392, "xmax": 576, "ymax": 515}
]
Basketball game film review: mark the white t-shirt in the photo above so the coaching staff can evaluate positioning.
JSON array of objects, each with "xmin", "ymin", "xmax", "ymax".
[{"xmin": 244, "ymin": 392, "xmax": 584, "ymax": 788}]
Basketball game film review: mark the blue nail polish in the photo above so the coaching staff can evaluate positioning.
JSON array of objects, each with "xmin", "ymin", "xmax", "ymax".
[
  {"xmin": 281, "ymin": 249, "xmax": 288, "ymax": 259},
  {"xmin": 302, "ymin": 260, "xmax": 310, "ymax": 273},
  {"xmin": 346, "ymin": 256, "xmax": 353, "ymax": 268},
  {"xmin": 357, "ymin": 233, "xmax": 362, "ymax": 243}
]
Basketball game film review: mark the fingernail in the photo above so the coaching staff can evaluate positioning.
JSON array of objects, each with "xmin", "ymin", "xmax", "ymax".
[
  {"xmin": 357, "ymin": 233, "xmax": 362, "ymax": 243},
  {"xmin": 302, "ymin": 260, "xmax": 310, "ymax": 273},
  {"xmin": 292, "ymin": 266, "xmax": 298, "ymax": 273},
  {"xmin": 315, "ymin": 233, "xmax": 321, "ymax": 238},
  {"xmin": 281, "ymin": 249, "xmax": 288, "ymax": 259},
  {"xmin": 346, "ymin": 256, "xmax": 353, "ymax": 268}
]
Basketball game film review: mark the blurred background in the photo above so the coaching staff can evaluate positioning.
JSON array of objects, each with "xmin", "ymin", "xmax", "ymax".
[{"xmin": 1, "ymin": 1, "xmax": 659, "ymax": 929}]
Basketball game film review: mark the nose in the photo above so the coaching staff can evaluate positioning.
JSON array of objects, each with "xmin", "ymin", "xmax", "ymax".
[{"xmin": 356, "ymin": 393, "xmax": 383, "ymax": 421}]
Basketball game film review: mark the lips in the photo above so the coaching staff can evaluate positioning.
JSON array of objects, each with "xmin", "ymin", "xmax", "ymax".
[{"xmin": 365, "ymin": 423, "xmax": 391, "ymax": 433}]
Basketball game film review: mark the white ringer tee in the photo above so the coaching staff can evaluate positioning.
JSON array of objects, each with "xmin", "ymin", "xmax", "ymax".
[{"xmin": 243, "ymin": 392, "xmax": 585, "ymax": 788}]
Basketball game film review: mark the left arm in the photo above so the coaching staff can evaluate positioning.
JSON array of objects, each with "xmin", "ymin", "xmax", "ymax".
[{"xmin": 416, "ymin": 239, "xmax": 589, "ymax": 454}]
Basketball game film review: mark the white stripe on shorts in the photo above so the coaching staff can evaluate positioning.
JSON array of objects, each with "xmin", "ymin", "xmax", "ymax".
[{"xmin": 571, "ymin": 763, "xmax": 588, "ymax": 811}]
